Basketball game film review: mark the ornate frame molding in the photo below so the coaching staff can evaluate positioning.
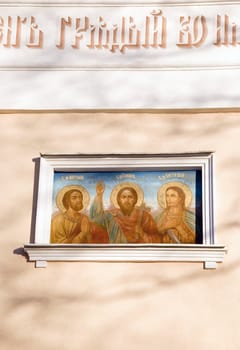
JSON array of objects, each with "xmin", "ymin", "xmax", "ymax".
[{"xmin": 24, "ymin": 152, "xmax": 227, "ymax": 269}]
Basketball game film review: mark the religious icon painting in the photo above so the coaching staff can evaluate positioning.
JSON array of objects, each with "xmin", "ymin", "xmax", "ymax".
[
  {"xmin": 51, "ymin": 169, "xmax": 202, "ymax": 245},
  {"xmin": 24, "ymin": 153, "xmax": 227, "ymax": 268}
]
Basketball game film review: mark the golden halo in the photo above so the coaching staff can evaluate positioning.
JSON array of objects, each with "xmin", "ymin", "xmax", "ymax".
[
  {"xmin": 56, "ymin": 185, "xmax": 90, "ymax": 213},
  {"xmin": 157, "ymin": 181, "xmax": 192, "ymax": 209},
  {"xmin": 110, "ymin": 182, "xmax": 144, "ymax": 209}
]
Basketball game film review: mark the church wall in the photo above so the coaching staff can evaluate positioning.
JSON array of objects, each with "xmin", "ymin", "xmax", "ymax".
[{"xmin": 1, "ymin": 112, "xmax": 239, "ymax": 350}]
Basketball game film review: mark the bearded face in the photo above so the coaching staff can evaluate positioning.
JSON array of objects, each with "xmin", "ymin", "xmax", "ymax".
[
  {"xmin": 68, "ymin": 191, "xmax": 83, "ymax": 212},
  {"xmin": 118, "ymin": 189, "xmax": 137, "ymax": 215}
]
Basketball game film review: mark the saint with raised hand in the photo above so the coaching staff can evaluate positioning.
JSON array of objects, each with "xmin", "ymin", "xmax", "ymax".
[{"xmin": 90, "ymin": 181, "xmax": 160, "ymax": 243}]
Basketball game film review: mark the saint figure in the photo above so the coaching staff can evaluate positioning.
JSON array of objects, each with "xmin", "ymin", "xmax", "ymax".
[
  {"xmin": 90, "ymin": 181, "xmax": 160, "ymax": 243},
  {"xmin": 51, "ymin": 185, "xmax": 91, "ymax": 243},
  {"xmin": 156, "ymin": 182, "xmax": 195, "ymax": 244}
]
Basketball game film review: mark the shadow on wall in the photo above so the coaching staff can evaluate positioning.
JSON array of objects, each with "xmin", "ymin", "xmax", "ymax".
[
  {"xmin": 13, "ymin": 247, "xmax": 28, "ymax": 260},
  {"xmin": 11, "ymin": 157, "xmax": 40, "ymax": 260},
  {"xmin": 12, "ymin": 157, "xmax": 41, "ymax": 259},
  {"xmin": 29, "ymin": 158, "xmax": 41, "ymax": 244},
  {"xmin": 5, "ymin": 255, "xmax": 240, "ymax": 307}
]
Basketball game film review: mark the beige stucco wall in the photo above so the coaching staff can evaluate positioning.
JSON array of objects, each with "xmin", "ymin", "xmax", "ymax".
[{"xmin": 1, "ymin": 113, "xmax": 239, "ymax": 350}]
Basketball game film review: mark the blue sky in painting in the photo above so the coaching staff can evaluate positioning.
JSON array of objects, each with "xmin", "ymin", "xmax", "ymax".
[{"xmin": 52, "ymin": 170, "xmax": 197, "ymax": 213}]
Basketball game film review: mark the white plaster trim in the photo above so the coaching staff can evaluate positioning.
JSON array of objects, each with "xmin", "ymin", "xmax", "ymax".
[
  {"xmin": 1, "ymin": 1, "xmax": 240, "ymax": 7},
  {"xmin": 33, "ymin": 153, "xmax": 215, "ymax": 241},
  {"xmin": 0, "ymin": 1, "xmax": 239, "ymax": 107},
  {"xmin": 1, "ymin": 65, "xmax": 240, "ymax": 71},
  {"xmin": 2, "ymin": 70, "xmax": 237, "ymax": 109},
  {"xmin": 24, "ymin": 244, "xmax": 227, "ymax": 269}
]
